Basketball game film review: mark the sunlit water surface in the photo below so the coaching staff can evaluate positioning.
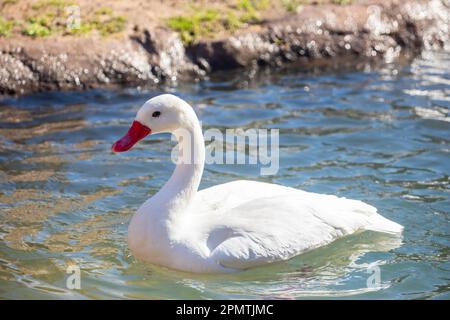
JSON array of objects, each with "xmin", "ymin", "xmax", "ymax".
[{"xmin": 0, "ymin": 51, "xmax": 449, "ymax": 299}]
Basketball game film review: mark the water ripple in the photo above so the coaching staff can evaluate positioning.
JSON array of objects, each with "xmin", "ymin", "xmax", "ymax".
[{"xmin": 0, "ymin": 51, "xmax": 449, "ymax": 299}]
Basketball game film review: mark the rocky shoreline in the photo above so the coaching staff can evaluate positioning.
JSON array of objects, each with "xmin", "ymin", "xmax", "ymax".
[{"xmin": 0, "ymin": 0, "xmax": 449, "ymax": 96}]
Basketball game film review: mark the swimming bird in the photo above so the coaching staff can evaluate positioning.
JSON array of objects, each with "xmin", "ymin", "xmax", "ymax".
[{"xmin": 112, "ymin": 94, "xmax": 403, "ymax": 273}]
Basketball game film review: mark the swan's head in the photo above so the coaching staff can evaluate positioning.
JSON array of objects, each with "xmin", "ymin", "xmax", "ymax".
[{"xmin": 112, "ymin": 94, "xmax": 197, "ymax": 152}]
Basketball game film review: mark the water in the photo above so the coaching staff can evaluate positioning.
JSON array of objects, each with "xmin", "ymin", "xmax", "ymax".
[{"xmin": 0, "ymin": 51, "xmax": 449, "ymax": 300}]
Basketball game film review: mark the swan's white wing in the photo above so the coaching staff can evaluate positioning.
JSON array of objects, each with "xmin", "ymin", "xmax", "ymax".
[
  {"xmin": 197, "ymin": 181, "xmax": 402, "ymax": 270},
  {"xmin": 207, "ymin": 196, "xmax": 358, "ymax": 269}
]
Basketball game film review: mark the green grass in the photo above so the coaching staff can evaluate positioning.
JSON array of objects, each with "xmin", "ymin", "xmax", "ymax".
[
  {"xmin": 65, "ymin": 15, "xmax": 127, "ymax": 36},
  {"xmin": 22, "ymin": 21, "xmax": 51, "ymax": 37},
  {"xmin": 20, "ymin": 0, "xmax": 73, "ymax": 37},
  {"xmin": 281, "ymin": 0, "xmax": 305, "ymax": 12},
  {"xmin": 91, "ymin": 6, "xmax": 127, "ymax": 35},
  {"xmin": 331, "ymin": 0, "xmax": 352, "ymax": 4},
  {"xmin": 64, "ymin": 21, "xmax": 94, "ymax": 35},
  {"xmin": 13, "ymin": 3, "xmax": 127, "ymax": 37},
  {"xmin": 236, "ymin": 0, "xmax": 270, "ymax": 11},
  {"xmin": 31, "ymin": 0, "xmax": 74, "ymax": 10},
  {"xmin": 95, "ymin": 15, "xmax": 127, "ymax": 36},
  {"xmin": 21, "ymin": 12, "xmax": 59, "ymax": 37},
  {"xmin": 1, "ymin": 0, "xmax": 18, "ymax": 6},
  {"xmin": 168, "ymin": 9, "xmax": 221, "ymax": 45},
  {"xmin": 167, "ymin": 0, "xmax": 270, "ymax": 45},
  {"xmin": 94, "ymin": 7, "xmax": 113, "ymax": 16},
  {"xmin": 236, "ymin": 0, "xmax": 268, "ymax": 23},
  {"xmin": 0, "ymin": 17, "xmax": 14, "ymax": 37}
]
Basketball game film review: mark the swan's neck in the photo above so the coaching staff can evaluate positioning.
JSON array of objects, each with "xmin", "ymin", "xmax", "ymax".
[{"xmin": 152, "ymin": 122, "xmax": 205, "ymax": 220}]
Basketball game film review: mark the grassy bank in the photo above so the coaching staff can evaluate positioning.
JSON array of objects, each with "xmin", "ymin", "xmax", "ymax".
[{"xmin": 0, "ymin": 0, "xmax": 353, "ymax": 41}]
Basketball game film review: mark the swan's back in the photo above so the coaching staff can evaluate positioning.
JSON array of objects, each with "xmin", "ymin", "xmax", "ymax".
[{"xmin": 193, "ymin": 180, "xmax": 402, "ymax": 270}]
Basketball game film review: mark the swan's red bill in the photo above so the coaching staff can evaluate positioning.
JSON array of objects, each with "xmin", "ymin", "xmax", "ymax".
[{"xmin": 112, "ymin": 120, "xmax": 151, "ymax": 152}]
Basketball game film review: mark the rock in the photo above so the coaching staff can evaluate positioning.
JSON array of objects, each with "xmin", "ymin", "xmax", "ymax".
[
  {"xmin": 0, "ymin": 0, "xmax": 448, "ymax": 96},
  {"xmin": 188, "ymin": 0, "xmax": 449, "ymax": 71}
]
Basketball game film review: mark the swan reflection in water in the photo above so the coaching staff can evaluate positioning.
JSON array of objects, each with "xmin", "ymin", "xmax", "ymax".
[{"xmin": 127, "ymin": 231, "xmax": 403, "ymax": 299}]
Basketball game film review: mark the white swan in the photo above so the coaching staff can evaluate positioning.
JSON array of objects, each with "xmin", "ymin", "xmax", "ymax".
[{"xmin": 112, "ymin": 94, "xmax": 403, "ymax": 273}]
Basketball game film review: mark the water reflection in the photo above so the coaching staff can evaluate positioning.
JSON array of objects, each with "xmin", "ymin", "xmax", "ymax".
[{"xmin": 0, "ymin": 50, "xmax": 449, "ymax": 299}]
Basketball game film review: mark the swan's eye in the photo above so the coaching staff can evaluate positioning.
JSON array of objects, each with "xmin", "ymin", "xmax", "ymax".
[{"xmin": 152, "ymin": 111, "xmax": 161, "ymax": 118}]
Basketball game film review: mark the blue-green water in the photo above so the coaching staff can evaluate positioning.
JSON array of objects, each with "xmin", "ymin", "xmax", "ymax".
[{"xmin": 0, "ymin": 51, "xmax": 449, "ymax": 299}]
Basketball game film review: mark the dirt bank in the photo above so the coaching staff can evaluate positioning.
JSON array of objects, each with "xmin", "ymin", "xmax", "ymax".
[{"xmin": 0, "ymin": 0, "xmax": 449, "ymax": 95}]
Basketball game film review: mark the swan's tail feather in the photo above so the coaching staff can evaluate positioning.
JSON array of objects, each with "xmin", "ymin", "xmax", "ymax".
[{"xmin": 365, "ymin": 214, "xmax": 403, "ymax": 235}]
